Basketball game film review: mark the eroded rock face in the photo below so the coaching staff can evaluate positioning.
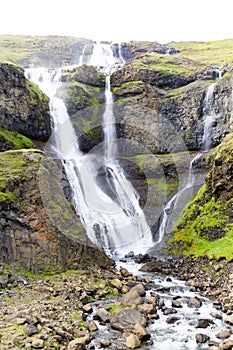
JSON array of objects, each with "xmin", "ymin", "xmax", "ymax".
[
  {"xmin": 0, "ymin": 150, "xmax": 112, "ymax": 272},
  {"xmin": 0, "ymin": 63, "xmax": 51, "ymax": 141}
]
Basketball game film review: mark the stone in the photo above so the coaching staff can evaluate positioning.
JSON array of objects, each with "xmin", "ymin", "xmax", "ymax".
[
  {"xmin": 99, "ymin": 339, "xmax": 111, "ymax": 347},
  {"xmin": 216, "ymin": 329, "xmax": 231, "ymax": 339},
  {"xmin": 195, "ymin": 333, "xmax": 210, "ymax": 343},
  {"xmin": 130, "ymin": 284, "xmax": 146, "ymax": 297},
  {"xmin": 217, "ymin": 335, "xmax": 233, "ymax": 350},
  {"xmin": 225, "ymin": 315, "xmax": 233, "ymax": 325},
  {"xmin": 67, "ymin": 337, "xmax": 87, "ymax": 350},
  {"xmin": 125, "ymin": 334, "xmax": 141, "ymax": 349},
  {"xmin": 31, "ymin": 339, "xmax": 44, "ymax": 349},
  {"xmin": 137, "ymin": 303, "xmax": 155, "ymax": 314},
  {"xmin": 122, "ymin": 290, "xmax": 142, "ymax": 307},
  {"xmin": 187, "ymin": 297, "xmax": 202, "ymax": 308},
  {"xmin": 95, "ymin": 308, "xmax": 111, "ymax": 323},
  {"xmin": 196, "ymin": 319, "xmax": 212, "ymax": 328},
  {"xmin": 172, "ymin": 299, "xmax": 182, "ymax": 308},
  {"xmin": 166, "ymin": 315, "xmax": 181, "ymax": 324},
  {"xmin": 110, "ymin": 278, "xmax": 123, "ymax": 290},
  {"xmin": 86, "ymin": 320, "xmax": 98, "ymax": 332},
  {"xmin": 82, "ymin": 304, "xmax": 93, "ymax": 313},
  {"xmin": 134, "ymin": 323, "xmax": 150, "ymax": 340},
  {"xmin": 23, "ymin": 324, "xmax": 38, "ymax": 336},
  {"xmin": 163, "ymin": 308, "xmax": 177, "ymax": 315},
  {"xmin": 110, "ymin": 308, "xmax": 146, "ymax": 331}
]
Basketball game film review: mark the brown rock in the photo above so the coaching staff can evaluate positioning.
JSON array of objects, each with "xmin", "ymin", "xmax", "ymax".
[
  {"xmin": 216, "ymin": 329, "xmax": 231, "ymax": 339},
  {"xmin": 122, "ymin": 290, "xmax": 142, "ymax": 307},
  {"xmin": 125, "ymin": 334, "xmax": 141, "ymax": 349},
  {"xmin": 134, "ymin": 323, "xmax": 150, "ymax": 340},
  {"xmin": 110, "ymin": 278, "xmax": 123, "ymax": 290}
]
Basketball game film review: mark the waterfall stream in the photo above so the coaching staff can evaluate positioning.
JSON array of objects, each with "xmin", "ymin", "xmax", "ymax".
[{"xmin": 26, "ymin": 41, "xmax": 152, "ymax": 257}]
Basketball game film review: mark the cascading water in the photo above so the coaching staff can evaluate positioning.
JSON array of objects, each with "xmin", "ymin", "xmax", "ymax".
[
  {"xmin": 26, "ymin": 41, "xmax": 152, "ymax": 257},
  {"xmin": 156, "ymin": 69, "xmax": 221, "ymax": 245}
]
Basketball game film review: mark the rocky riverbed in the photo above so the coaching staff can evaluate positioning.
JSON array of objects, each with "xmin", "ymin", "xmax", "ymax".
[{"xmin": 0, "ymin": 256, "xmax": 233, "ymax": 350}]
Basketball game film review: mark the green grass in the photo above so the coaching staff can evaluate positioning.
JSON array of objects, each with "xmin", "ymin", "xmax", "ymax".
[{"xmin": 169, "ymin": 39, "xmax": 233, "ymax": 66}]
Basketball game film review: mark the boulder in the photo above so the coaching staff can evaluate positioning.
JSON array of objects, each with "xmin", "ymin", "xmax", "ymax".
[
  {"xmin": 0, "ymin": 63, "xmax": 51, "ymax": 140},
  {"xmin": 125, "ymin": 334, "xmax": 141, "ymax": 349},
  {"xmin": 110, "ymin": 308, "xmax": 146, "ymax": 331}
]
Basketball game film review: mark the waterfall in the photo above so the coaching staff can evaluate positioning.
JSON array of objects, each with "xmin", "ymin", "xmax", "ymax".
[
  {"xmin": 156, "ymin": 68, "xmax": 222, "ymax": 245},
  {"xmin": 25, "ymin": 42, "xmax": 153, "ymax": 257}
]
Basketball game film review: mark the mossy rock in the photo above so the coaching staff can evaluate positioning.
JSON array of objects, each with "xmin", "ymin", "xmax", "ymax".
[
  {"xmin": 169, "ymin": 134, "xmax": 233, "ymax": 261},
  {"xmin": 0, "ymin": 127, "xmax": 35, "ymax": 152}
]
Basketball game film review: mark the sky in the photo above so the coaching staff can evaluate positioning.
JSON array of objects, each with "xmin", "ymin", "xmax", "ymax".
[{"xmin": 1, "ymin": 0, "xmax": 233, "ymax": 43}]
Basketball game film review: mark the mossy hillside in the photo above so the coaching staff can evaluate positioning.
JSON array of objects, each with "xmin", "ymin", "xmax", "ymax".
[
  {"xmin": 0, "ymin": 35, "xmax": 92, "ymax": 66},
  {"xmin": 0, "ymin": 149, "xmax": 42, "ymax": 203},
  {"xmin": 169, "ymin": 39, "xmax": 233, "ymax": 66},
  {"xmin": 132, "ymin": 53, "xmax": 208, "ymax": 77},
  {"xmin": 170, "ymin": 134, "xmax": 233, "ymax": 261},
  {"xmin": 0, "ymin": 128, "xmax": 35, "ymax": 151}
]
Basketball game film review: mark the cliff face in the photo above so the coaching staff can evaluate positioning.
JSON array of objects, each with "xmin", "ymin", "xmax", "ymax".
[
  {"xmin": 0, "ymin": 62, "xmax": 51, "ymax": 141},
  {"xmin": 0, "ymin": 149, "xmax": 112, "ymax": 272},
  {"xmin": 170, "ymin": 133, "xmax": 233, "ymax": 261}
]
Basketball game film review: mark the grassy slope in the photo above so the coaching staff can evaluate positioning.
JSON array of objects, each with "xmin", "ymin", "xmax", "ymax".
[
  {"xmin": 0, "ymin": 35, "xmax": 89, "ymax": 64},
  {"xmin": 169, "ymin": 134, "xmax": 233, "ymax": 261},
  {"xmin": 169, "ymin": 39, "xmax": 233, "ymax": 65}
]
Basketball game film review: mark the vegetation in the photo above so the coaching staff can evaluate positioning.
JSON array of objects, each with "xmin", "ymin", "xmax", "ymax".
[
  {"xmin": 132, "ymin": 52, "xmax": 207, "ymax": 77},
  {"xmin": 169, "ymin": 134, "xmax": 233, "ymax": 261},
  {"xmin": 0, "ymin": 128, "xmax": 35, "ymax": 151},
  {"xmin": 169, "ymin": 39, "xmax": 233, "ymax": 66},
  {"xmin": 0, "ymin": 35, "xmax": 92, "ymax": 65}
]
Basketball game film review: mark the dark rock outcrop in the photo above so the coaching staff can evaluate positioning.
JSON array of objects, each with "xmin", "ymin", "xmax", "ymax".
[
  {"xmin": 0, "ymin": 149, "xmax": 112, "ymax": 272},
  {"xmin": 0, "ymin": 62, "xmax": 51, "ymax": 141}
]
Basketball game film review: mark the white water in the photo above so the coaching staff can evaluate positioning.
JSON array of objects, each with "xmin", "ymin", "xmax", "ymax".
[
  {"xmin": 25, "ymin": 42, "xmax": 153, "ymax": 257},
  {"xmin": 157, "ymin": 69, "xmax": 221, "ymax": 244}
]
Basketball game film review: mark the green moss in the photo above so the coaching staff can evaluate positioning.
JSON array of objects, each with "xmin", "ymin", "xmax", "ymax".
[{"xmin": 0, "ymin": 127, "xmax": 35, "ymax": 151}]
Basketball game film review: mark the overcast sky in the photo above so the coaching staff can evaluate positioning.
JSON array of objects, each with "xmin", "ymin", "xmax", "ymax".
[{"xmin": 1, "ymin": 0, "xmax": 233, "ymax": 43}]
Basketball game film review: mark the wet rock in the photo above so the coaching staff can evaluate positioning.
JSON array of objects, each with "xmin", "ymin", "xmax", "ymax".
[
  {"xmin": 187, "ymin": 297, "xmax": 202, "ymax": 308},
  {"xmin": 125, "ymin": 334, "xmax": 141, "ymax": 349},
  {"xmin": 82, "ymin": 304, "xmax": 93, "ymax": 313},
  {"xmin": 195, "ymin": 333, "xmax": 210, "ymax": 343},
  {"xmin": 163, "ymin": 308, "xmax": 177, "ymax": 315},
  {"xmin": 216, "ymin": 329, "xmax": 231, "ymax": 340},
  {"xmin": 85, "ymin": 320, "xmax": 98, "ymax": 332},
  {"xmin": 196, "ymin": 318, "xmax": 212, "ymax": 328},
  {"xmin": 225, "ymin": 315, "xmax": 233, "ymax": 325},
  {"xmin": 119, "ymin": 267, "xmax": 132, "ymax": 277},
  {"xmin": 110, "ymin": 308, "xmax": 146, "ymax": 331},
  {"xmin": 134, "ymin": 323, "xmax": 151, "ymax": 340},
  {"xmin": 125, "ymin": 251, "xmax": 135, "ymax": 258},
  {"xmin": 172, "ymin": 299, "xmax": 182, "ymax": 308},
  {"xmin": 130, "ymin": 283, "xmax": 146, "ymax": 297},
  {"xmin": 166, "ymin": 315, "xmax": 181, "ymax": 324}
]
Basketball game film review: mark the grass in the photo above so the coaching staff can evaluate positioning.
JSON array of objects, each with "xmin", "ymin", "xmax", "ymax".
[{"xmin": 169, "ymin": 39, "xmax": 233, "ymax": 66}]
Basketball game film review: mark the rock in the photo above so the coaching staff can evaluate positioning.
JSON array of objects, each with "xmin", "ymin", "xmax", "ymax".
[
  {"xmin": 110, "ymin": 278, "xmax": 123, "ymax": 290},
  {"xmin": 196, "ymin": 318, "xmax": 212, "ymax": 328},
  {"xmin": 0, "ymin": 62, "xmax": 51, "ymax": 140},
  {"xmin": 110, "ymin": 308, "xmax": 146, "ymax": 331},
  {"xmin": 82, "ymin": 304, "xmax": 93, "ymax": 313},
  {"xmin": 125, "ymin": 334, "xmax": 141, "ymax": 349},
  {"xmin": 0, "ymin": 150, "xmax": 113, "ymax": 273},
  {"xmin": 216, "ymin": 329, "xmax": 231, "ymax": 339},
  {"xmin": 122, "ymin": 290, "xmax": 142, "ymax": 307},
  {"xmin": 163, "ymin": 308, "xmax": 177, "ymax": 315},
  {"xmin": 125, "ymin": 251, "xmax": 135, "ymax": 258},
  {"xmin": 31, "ymin": 339, "xmax": 44, "ymax": 349},
  {"xmin": 225, "ymin": 315, "xmax": 233, "ymax": 325},
  {"xmin": 130, "ymin": 283, "xmax": 146, "ymax": 297},
  {"xmin": 172, "ymin": 299, "xmax": 182, "ymax": 308},
  {"xmin": 99, "ymin": 339, "xmax": 111, "ymax": 347},
  {"xmin": 187, "ymin": 297, "xmax": 202, "ymax": 308},
  {"xmin": 95, "ymin": 308, "xmax": 111, "ymax": 323},
  {"xmin": 67, "ymin": 337, "xmax": 87, "ymax": 350},
  {"xmin": 195, "ymin": 333, "xmax": 210, "ymax": 343},
  {"xmin": 119, "ymin": 267, "xmax": 132, "ymax": 277},
  {"xmin": 0, "ymin": 275, "xmax": 9, "ymax": 288},
  {"xmin": 166, "ymin": 315, "xmax": 181, "ymax": 324},
  {"xmin": 23, "ymin": 324, "xmax": 38, "ymax": 336},
  {"xmin": 62, "ymin": 65, "xmax": 106, "ymax": 87},
  {"xmin": 217, "ymin": 335, "xmax": 233, "ymax": 350},
  {"xmin": 137, "ymin": 304, "xmax": 155, "ymax": 314},
  {"xmin": 85, "ymin": 320, "xmax": 98, "ymax": 332},
  {"xmin": 134, "ymin": 323, "xmax": 151, "ymax": 340}
]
